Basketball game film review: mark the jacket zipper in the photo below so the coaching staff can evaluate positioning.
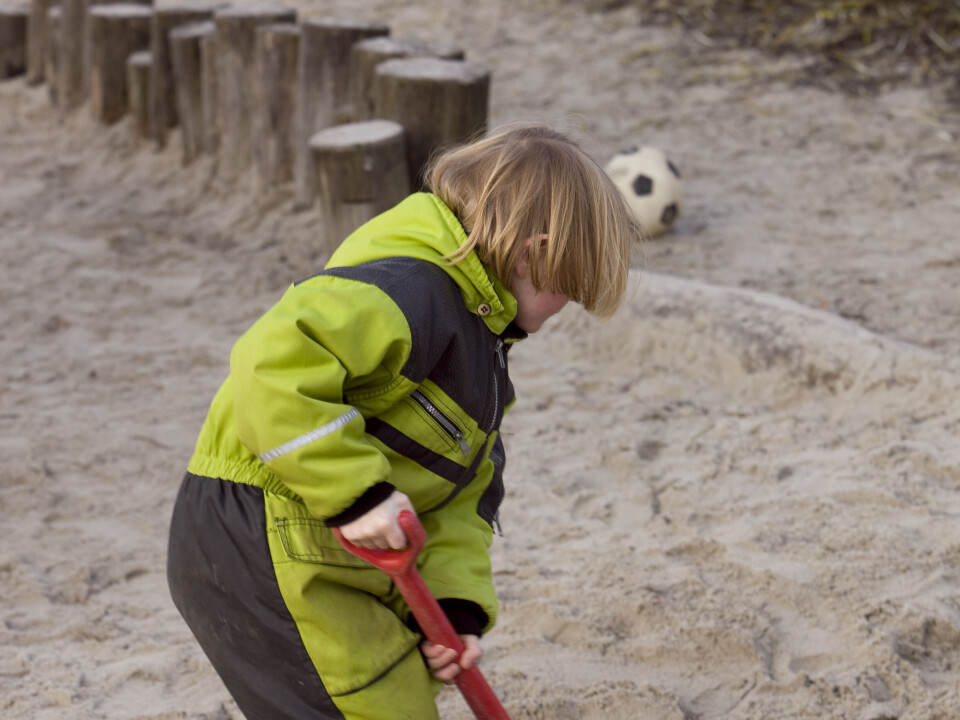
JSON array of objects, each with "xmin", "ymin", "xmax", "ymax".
[
  {"xmin": 490, "ymin": 340, "xmax": 505, "ymax": 536},
  {"xmin": 489, "ymin": 339, "xmax": 504, "ymax": 432},
  {"xmin": 410, "ymin": 390, "xmax": 470, "ymax": 456},
  {"xmin": 419, "ymin": 335, "xmax": 507, "ymax": 520}
]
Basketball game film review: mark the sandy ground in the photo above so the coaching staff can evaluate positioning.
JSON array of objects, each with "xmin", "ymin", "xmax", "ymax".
[{"xmin": 2, "ymin": 1, "xmax": 960, "ymax": 718}]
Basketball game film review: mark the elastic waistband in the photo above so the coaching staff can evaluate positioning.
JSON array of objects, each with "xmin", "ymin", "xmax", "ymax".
[{"xmin": 186, "ymin": 453, "xmax": 303, "ymax": 503}]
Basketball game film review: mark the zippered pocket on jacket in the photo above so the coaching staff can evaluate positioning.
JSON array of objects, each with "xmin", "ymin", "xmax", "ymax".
[{"xmin": 409, "ymin": 389, "xmax": 470, "ymax": 456}]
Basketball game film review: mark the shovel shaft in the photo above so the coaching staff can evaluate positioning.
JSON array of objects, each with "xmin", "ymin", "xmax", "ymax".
[
  {"xmin": 390, "ymin": 568, "xmax": 511, "ymax": 720},
  {"xmin": 333, "ymin": 512, "xmax": 511, "ymax": 720}
]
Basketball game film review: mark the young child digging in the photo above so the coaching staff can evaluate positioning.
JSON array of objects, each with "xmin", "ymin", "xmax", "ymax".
[{"xmin": 167, "ymin": 124, "xmax": 641, "ymax": 719}]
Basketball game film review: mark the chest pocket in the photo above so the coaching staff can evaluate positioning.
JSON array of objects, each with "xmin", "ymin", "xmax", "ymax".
[
  {"xmin": 382, "ymin": 382, "xmax": 480, "ymax": 463},
  {"xmin": 406, "ymin": 388, "xmax": 471, "ymax": 456}
]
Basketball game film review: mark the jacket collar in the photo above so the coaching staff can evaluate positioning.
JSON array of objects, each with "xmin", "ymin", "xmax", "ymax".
[{"xmin": 327, "ymin": 193, "xmax": 518, "ymax": 336}]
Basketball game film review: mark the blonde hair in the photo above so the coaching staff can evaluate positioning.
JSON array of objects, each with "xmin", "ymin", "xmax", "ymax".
[{"xmin": 425, "ymin": 124, "xmax": 641, "ymax": 318}]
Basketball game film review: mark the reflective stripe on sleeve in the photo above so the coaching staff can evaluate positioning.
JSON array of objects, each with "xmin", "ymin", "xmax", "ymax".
[{"xmin": 258, "ymin": 408, "xmax": 361, "ymax": 463}]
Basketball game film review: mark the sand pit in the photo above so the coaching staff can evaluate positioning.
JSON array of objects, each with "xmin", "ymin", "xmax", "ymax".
[{"xmin": 2, "ymin": 1, "xmax": 959, "ymax": 718}]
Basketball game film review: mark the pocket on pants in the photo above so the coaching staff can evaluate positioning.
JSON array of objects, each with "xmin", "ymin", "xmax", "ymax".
[{"xmin": 266, "ymin": 497, "xmax": 422, "ymax": 697}]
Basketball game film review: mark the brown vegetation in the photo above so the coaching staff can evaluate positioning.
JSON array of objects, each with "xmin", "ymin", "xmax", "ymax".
[{"xmin": 600, "ymin": 0, "xmax": 960, "ymax": 94}]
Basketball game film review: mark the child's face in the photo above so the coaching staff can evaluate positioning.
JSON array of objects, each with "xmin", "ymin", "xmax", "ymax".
[{"xmin": 511, "ymin": 239, "xmax": 569, "ymax": 333}]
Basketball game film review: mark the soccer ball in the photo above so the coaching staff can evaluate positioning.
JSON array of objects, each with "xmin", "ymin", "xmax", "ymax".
[{"xmin": 604, "ymin": 145, "xmax": 683, "ymax": 238}]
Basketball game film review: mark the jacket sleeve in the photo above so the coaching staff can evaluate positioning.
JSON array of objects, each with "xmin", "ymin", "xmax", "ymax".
[{"xmin": 230, "ymin": 276, "xmax": 413, "ymax": 519}]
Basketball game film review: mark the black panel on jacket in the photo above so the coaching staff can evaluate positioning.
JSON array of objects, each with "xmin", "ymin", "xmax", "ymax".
[{"xmin": 321, "ymin": 259, "xmax": 500, "ymax": 426}]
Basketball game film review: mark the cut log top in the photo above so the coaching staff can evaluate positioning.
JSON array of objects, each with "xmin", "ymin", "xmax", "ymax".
[
  {"xmin": 155, "ymin": 3, "xmax": 217, "ymax": 15},
  {"xmin": 214, "ymin": 4, "xmax": 295, "ymax": 20},
  {"xmin": 353, "ymin": 35, "xmax": 464, "ymax": 60},
  {"xmin": 169, "ymin": 20, "xmax": 215, "ymax": 40},
  {"xmin": 88, "ymin": 4, "xmax": 153, "ymax": 17},
  {"xmin": 301, "ymin": 15, "xmax": 389, "ymax": 32},
  {"xmin": 257, "ymin": 22, "xmax": 299, "ymax": 37},
  {"xmin": 376, "ymin": 57, "xmax": 489, "ymax": 83},
  {"xmin": 128, "ymin": 49, "xmax": 151, "ymax": 64},
  {"xmin": 309, "ymin": 119, "xmax": 405, "ymax": 151}
]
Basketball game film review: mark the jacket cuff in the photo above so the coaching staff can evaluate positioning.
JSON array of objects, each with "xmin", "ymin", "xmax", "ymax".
[
  {"xmin": 407, "ymin": 598, "xmax": 488, "ymax": 638},
  {"xmin": 324, "ymin": 482, "xmax": 396, "ymax": 527}
]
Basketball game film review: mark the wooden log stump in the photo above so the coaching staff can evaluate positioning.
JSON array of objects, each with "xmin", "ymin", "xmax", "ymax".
[
  {"xmin": 294, "ymin": 17, "xmax": 389, "ymax": 208},
  {"xmin": 58, "ymin": 0, "xmax": 86, "ymax": 110},
  {"xmin": 149, "ymin": 4, "xmax": 214, "ymax": 148},
  {"xmin": 59, "ymin": 0, "xmax": 151, "ymax": 114},
  {"xmin": 199, "ymin": 26, "xmax": 217, "ymax": 153},
  {"xmin": 253, "ymin": 23, "xmax": 299, "ymax": 186},
  {"xmin": 374, "ymin": 57, "xmax": 490, "ymax": 190},
  {"xmin": 169, "ymin": 20, "xmax": 213, "ymax": 165},
  {"xmin": 87, "ymin": 4, "xmax": 152, "ymax": 124},
  {"xmin": 214, "ymin": 4, "xmax": 296, "ymax": 180},
  {"xmin": 45, "ymin": 4, "xmax": 60, "ymax": 106},
  {"xmin": 309, "ymin": 120, "xmax": 410, "ymax": 255},
  {"xmin": 0, "ymin": 4, "xmax": 28, "ymax": 79},
  {"xmin": 127, "ymin": 49, "xmax": 151, "ymax": 139},
  {"xmin": 27, "ymin": 0, "xmax": 57, "ymax": 83},
  {"xmin": 351, "ymin": 36, "xmax": 463, "ymax": 121}
]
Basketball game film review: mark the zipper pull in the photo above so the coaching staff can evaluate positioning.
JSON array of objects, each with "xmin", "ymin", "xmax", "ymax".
[
  {"xmin": 495, "ymin": 339, "xmax": 505, "ymax": 368},
  {"xmin": 454, "ymin": 431, "xmax": 470, "ymax": 456}
]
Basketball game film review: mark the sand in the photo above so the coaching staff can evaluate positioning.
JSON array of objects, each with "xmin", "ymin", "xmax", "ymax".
[{"xmin": 2, "ymin": 1, "xmax": 959, "ymax": 718}]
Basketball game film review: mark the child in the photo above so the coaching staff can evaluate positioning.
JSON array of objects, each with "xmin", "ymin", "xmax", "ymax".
[{"xmin": 167, "ymin": 124, "xmax": 640, "ymax": 719}]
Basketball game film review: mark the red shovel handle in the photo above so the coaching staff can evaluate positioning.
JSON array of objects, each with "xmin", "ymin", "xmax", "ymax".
[{"xmin": 333, "ymin": 511, "xmax": 511, "ymax": 720}]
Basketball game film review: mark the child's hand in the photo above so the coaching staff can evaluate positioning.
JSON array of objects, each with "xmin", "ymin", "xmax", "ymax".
[
  {"xmin": 420, "ymin": 635, "xmax": 482, "ymax": 684},
  {"xmin": 338, "ymin": 490, "xmax": 414, "ymax": 550}
]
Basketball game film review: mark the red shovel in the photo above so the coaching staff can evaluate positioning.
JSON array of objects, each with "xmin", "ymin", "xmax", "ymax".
[{"xmin": 332, "ymin": 510, "xmax": 512, "ymax": 720}]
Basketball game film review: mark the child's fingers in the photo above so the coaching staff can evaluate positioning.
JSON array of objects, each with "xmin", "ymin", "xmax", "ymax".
[
  {"xmin": 338, "ymin": 491, "xmax": 414, "ymax": 549},
  {"xmin": 421, "ymin": 641, "xmax": 458, "ymax": 667},
  {"xmin": 421, "ymin": 637, "xmax": 483, "ymax": 684},
  {"xmin": 382, "ymin": 520, "xmax": 407, "ymax": 550},
  {"xmin": 458, "ymin": 635, "xmax": 482, "ymax": 670},
  {"xmin": 420, "ymin": 641, "xmax": 461, "ymax": 684},
  {"xmin": 433, "ymin": 663, "xmax": 462, "ymax": 684}
]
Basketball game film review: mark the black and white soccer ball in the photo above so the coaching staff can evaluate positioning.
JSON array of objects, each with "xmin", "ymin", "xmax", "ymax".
[{"xmin": 604, "ymin": 145, "xmax": 683, "ymax": 238}]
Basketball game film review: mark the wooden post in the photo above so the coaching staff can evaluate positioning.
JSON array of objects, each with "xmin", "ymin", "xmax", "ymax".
[
  {"xmin": 374, "ymin": 58, "xmax": 490, "ymax": 190},
  {"xmin": 214, "ymin": 4, "xmax": 296, "ymax": 180},
  {"xmin": 294, "ymin": 17, "xmax": 389, "ymax": 208},
  {"xmin": 309, "ymin": 120, "xmax": 409, "ymax": 254},
  {"xmin": 58, "ymin": 0, "xmax": 85, "ymax": 111},
  {"xmin": 59, "ymin": 0, "xmax": 151, "ymax": 114},
  {"xmin": 0, "ymin": 4, "xmax": 28, "ymax": 79},
  {"xmin": 87, "ymin": 4, "xmax": 152, "ymax": 124},
  {"xmin": 148, "ymin": 4, "xmax": 214, "ymax": 148},
  {"xmin": 127, "ymin": 50, "xmax": 151, "ymax": 139},
  {"xmin": 351, "ymin": 36, "xmax": 463, "ymax": 121},
  {"xmin": 199, "ymin": 27, "xmax": 217, "ymax": 154},
  {"xmin": 253, "ymin": 23, "xmax": 299, "ymax": 186},
  {"xmin": 169, "ymin": 20, "xmax": 213, "ymax": 164},
  {"xmin": 27, "ymin": 0, "xmax": 57, "ymax": 83},
  {"xmin": 45, "ymin": 4, "xmax": 60, "ymax": 106}
]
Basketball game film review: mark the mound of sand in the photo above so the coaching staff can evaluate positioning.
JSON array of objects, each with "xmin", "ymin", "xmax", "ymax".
[{"xmin": 480, "ymin": 274, "xmax": 960, "ymax": 718}]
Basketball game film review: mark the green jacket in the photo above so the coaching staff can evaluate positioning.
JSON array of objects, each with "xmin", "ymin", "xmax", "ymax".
[{"xmin": 187, "ymin": 193, "xmax": 520, "ymax": 652}]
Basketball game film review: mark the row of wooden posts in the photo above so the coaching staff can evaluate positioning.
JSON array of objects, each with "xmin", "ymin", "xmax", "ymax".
[{"xmin": 0, "ymin": 1, "xmax": 491, "ymax": 251}]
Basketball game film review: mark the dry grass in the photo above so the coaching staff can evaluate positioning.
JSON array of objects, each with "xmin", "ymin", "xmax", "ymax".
[{"xmin": 597, "ymin": 0, "xmax": 960, "ymax": 94}]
